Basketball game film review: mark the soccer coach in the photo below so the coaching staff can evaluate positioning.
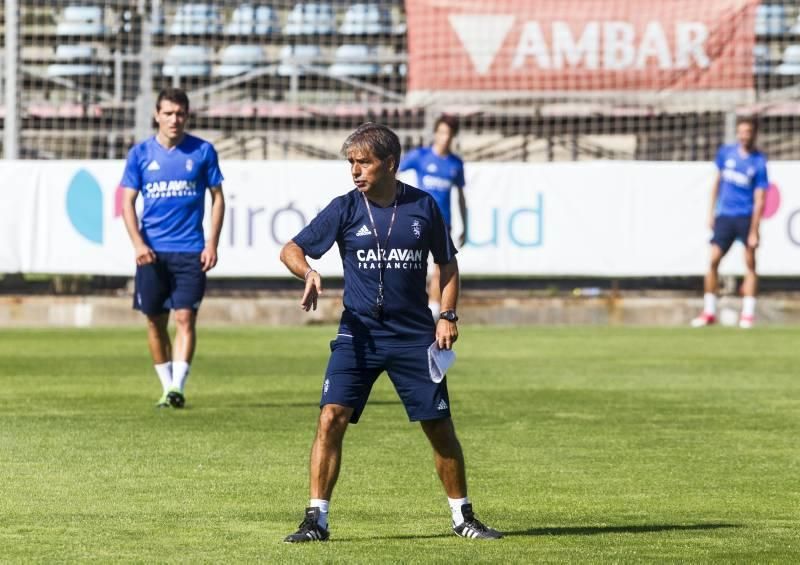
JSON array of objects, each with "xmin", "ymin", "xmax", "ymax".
[{"xmin": 279, "ymin": 123, "xmax": 501, "ymax": 542}]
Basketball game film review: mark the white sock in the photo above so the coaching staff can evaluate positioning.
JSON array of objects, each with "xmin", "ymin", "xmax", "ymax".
[
  {"xmin": 154, "ymin": 362, "xmax": 172, "ymax": 394},
  {"xmin": 309, "ymin": 498, "xmax": 329, "ymax": 529},
  {"xmin": 703, "ymin": 293, "xmax": 717, "ymax": 316},
  {"xmin": 429, "ymin": 301, "xmax": 441, "ymax": 319},
  {"xmin": 448, "ymin": 496, "xmax": 470, "ymax": 526},
  {"xmin": 742, "ymin": 296, "xmax": 756, "ymax": 318},
  {"xmin": 171, "ymin": 361, "xmax": 190, "ymax": 392}
]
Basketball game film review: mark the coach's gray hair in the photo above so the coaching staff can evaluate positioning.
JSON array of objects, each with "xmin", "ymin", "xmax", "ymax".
[{"xmin": 341, "ymin": 123, "xmax": 401, "ymax": 172}]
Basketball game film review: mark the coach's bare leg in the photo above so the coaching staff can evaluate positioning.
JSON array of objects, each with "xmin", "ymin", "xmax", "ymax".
[
  {"xmin": 704, "ymin": 244, "xmax": 725, "ymax": 294},
  {"xmin": 310, "ymin": 404, "xmax": 354, "ymax": 499},
  {"xmin": 742, "ymin": 246, "xmax": 758, "ymax": 297},
  {"xmin": 146, "ymin": 313, "xmax": 171, "ymax": 364},
  {"xmin": 172, "ymin": 309, "xmax": 197, "ymax": 363},
  {"xmin": 421, "ymin": 417, "xmax": 467, "ymax": 498}
]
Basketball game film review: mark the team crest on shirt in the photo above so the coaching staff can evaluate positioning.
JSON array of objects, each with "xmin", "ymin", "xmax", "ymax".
[
  {"xmin": 747, "ymin": 167, "xmax": 755, "ymax": 177},
  {"xmin": 411, "ymin": 219, "xmax": 422, "ymax": 239},
  {"xmin": 725, "ymin": 158, "xmax": 736, "ymax": 169},
  {"xmin": 426, "ymin": 163, "xmax": 438, "ymax": 173},
  {"xmin": 185, "ymin": 159, "xmax": 194, "ymax": 172}
]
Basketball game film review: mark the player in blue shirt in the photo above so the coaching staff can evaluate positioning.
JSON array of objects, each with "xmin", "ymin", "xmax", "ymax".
[
  {"xmin": 280, "ymin": 123, "xmax": 501, "ymax": 542},
  {"xmin": 692, "ymin": 117, "xmax": 768, "ymax": 329},
  {"xmin": 120, "ymin": 88, "xmax": 225, "ymax": 408},
  {"xmin": 399, "ymin": 115, "xmax": 468, "ymax": 319}
]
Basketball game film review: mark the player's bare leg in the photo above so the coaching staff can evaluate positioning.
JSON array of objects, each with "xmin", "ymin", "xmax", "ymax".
[
  {"xmin": 172, "ymin": 309, "xmax": 197, "ymax": 363},
  {"xmin": 146, "ymin": 313, "xmax": 171, "ymax": 363},
  {"xmin": 167, "ymin": 308, "xmax": 197, "ymax": 407},
  {"xmin": 740, "ymin": 247, "xmax": 758, "ymax": 328},
  {"xmin": 146, "ymin": 313, "xmax": 172, "ymax": 406},
  {"xmin": 692, "ymin": 244, "xmax": 724, "ymax": 327}
]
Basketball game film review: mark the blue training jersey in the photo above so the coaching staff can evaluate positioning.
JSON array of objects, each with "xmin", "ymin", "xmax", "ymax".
[
  {"xmin": 121, "ymin": 134, "xmax": 224, "ymax": 252},
  {"xmin": 293, "ymin": 182, "xmax": 457, "ymax": 345},
  {"xmin": 399, "ymin": 146, "xmax": 465, "ymax": 227},
  {"xmin": 714, "ymin": 143, "xmax": 768, "ymax": 218}
]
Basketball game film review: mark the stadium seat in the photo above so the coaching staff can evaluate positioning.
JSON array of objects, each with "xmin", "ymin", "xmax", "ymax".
[
  {"xmin": 215, "ymin": 45, "xmax": 269, "ymax": 76},
  {"xmin": 168, "ymin": 4, "xmax": 222, "ymax": 35},
  {"xmin": 277, "ymin": 44, "xmax": 323, "ymax": 76},
  {"xmin": 56, "ymin": 6, "xmax": 108, "ymax": 36},
  {"xmin": 225, "ymin": 4, "xmax": 280, "ymax": 35},
  {"xmin": 162, "ymin": 45, "xmax": 213, "ymax": 77},
  {"xmin": 775, "ymin": 44, "xmax": 800, "ymax": 75},
  {"xmin": 329, "ymin": 45, "xmax": 380, "ymax": 76},
  {"xmin": 253, "ymin": 6, "xmax": 281, "ymax": 34},
  {"xmin": 283, "ymin": 3, "xmax": 335, "ymax": 35},
  {"xmin": 339, "ymin": 3, "xmax": 392, "ymax": 35},
  {"xmin": 46, "ymin": 44, "xmax": 110, "ymax": 77},
  {"xmin": 755, "ymin": 4, "xmax": 787, "ymax": 37},
  {"xmin": 121, "ymin": 8, "xmax": 165, "ymax": 34}
]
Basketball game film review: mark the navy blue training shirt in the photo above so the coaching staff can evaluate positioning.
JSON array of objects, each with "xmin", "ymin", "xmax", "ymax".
[
  {"xmin": 293, "ymin": 182, "xmax": 457, "ymax": 344},
  {"xmin": 121, "ymin": 134, "xmax": 224, "ymax": 252}
]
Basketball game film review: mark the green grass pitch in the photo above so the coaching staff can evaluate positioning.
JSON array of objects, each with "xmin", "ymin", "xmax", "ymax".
[{"xmin": 0, "ymin": 326, "xmax": 798, "ymax": 562}]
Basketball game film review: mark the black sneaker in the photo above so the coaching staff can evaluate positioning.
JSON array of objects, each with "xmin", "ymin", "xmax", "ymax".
[
  {"xmin": 284, "ymin": 507, "xmax": 330, "ymax": 543},
  {"xmin": 453, "ymin": 504, "xmax": 503, "ymax": 539},
  {"xmin": 166, "ymin": 388, "xmax": 185, "ymax": 409}
]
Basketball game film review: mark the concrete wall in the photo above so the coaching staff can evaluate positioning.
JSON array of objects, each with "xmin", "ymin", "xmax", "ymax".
[{"xmin": 3, "ymin": 292, "xmax": 800, "ymax": 327}]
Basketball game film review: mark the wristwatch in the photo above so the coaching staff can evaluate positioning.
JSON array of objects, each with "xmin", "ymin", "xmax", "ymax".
[{"xmin": 439, "ymin": 310, "xmax": 458, "ymax": 322}]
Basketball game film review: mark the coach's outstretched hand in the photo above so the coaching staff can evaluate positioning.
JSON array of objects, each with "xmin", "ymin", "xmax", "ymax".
[{"xmin": 302, "ymin": 271, "xmax": 322, "ymax": 312}]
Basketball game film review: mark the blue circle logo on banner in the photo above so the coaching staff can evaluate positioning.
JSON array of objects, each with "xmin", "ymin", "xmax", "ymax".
[{"xmin": 66, "ymin": 169, "xmax": 103, "ymax": 244}]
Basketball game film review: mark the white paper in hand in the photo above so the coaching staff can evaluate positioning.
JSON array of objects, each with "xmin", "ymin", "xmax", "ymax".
[{"xmin": 428, "ymin": 342, "xmax": 456, "ymax": 383}]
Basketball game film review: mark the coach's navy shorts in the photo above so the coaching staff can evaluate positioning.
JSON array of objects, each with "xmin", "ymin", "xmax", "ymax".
[
  {"xmin": 321, "ymin": 336, "xmax": 451, "ymax": 424},
  {"xmin": 711, "ymin": 215, "xmax": 752, "ymax": 254},
  {"xmin": 133, "ymin": 252, "xmax": 206, "ymax": 316}
]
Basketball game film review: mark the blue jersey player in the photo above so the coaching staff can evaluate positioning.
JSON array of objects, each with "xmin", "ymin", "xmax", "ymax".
[
  {"xmin": 399, "ymin": 115, "xmax": 468, "ymax": 319},
  {"xmin": 120, "ymin": 88, "xmax": 225, "ymax": 408},
  {"xmin": 692, "ymin": 117, "xmax": 768, "ymax": 329},
  {"xmin": 280, "ymin": 123, "xmax": 501, "ymax": 542}
]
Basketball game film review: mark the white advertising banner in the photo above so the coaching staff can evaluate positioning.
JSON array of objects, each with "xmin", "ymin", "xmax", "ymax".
[{"xmin": 1, "ymin": 159, "xmax": 800, "ymax": 276}]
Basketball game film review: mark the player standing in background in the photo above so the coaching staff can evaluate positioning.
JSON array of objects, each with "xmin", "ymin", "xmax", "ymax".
[
  {"xmin": 692, "ymin": 117, "xmax": 768, "ymax": 329},
  {"xmin": 279, "ymin": 123, "xmax": 501, "ymax": 542},
  {"xmin": 120, "ymin": 88, "xmax": 225, "ymax": 408},
  {"xmin": 399, "ymin": 115, "xmax": 467, "ymax": 319}
]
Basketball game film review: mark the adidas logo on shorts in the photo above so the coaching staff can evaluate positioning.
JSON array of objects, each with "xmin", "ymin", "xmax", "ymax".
[
  {"xmin": 355, "ymin": 225, "xmax": 371, "ymax": 237},
  {"xmin": 437, "ymin": 399, "xmax": 448, "ymax": 411}
]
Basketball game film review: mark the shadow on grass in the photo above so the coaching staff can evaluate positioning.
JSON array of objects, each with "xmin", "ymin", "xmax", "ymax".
[
  {"xmin": 228, "ymin": 400, "xmax": 401, "ymax": 409},
  {"xmin": 503, "ymin": 523, "xmax": 739, "ymax": 537},
  {"xmin": 345, "ymin": 523, "xmax": 738, "ymax": 542},
  {"xmin": 227, "ymin": 402, "xmax": 318, "ymax": 409}
]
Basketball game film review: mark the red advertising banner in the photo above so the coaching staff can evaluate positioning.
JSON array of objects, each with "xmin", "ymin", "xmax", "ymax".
[{"xmin": 406, "ymin": 0, "xmax": 757, "ymax": 94}]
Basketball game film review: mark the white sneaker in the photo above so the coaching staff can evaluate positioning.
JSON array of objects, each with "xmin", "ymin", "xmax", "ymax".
[
  {"xmin": 690, "ymin": 313, "xmax": 716, "ymax": 327},
  {"xmin": 739, "ymin": 315, "xmax": 755, "ymax": 329}
]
